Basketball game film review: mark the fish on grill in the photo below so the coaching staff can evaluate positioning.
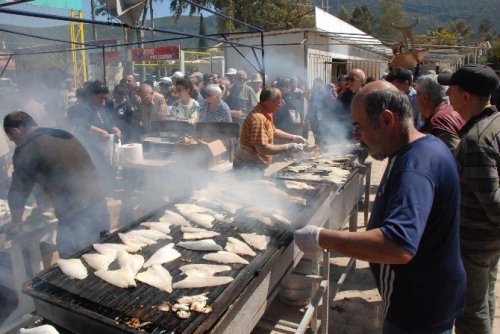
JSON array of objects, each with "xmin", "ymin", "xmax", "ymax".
[
  {"xmin": 94, "ymin": 266, "xmax": 136, "ymax": 288},
  {"xmin": 240, "ymin": 233, "xmax": 270, "ymax": 251},
  {"xmin": 135, "ymin": 264, "xmax": 173, "ymax": 293},
  {"xmin": 225, "ymin": 237, "xmax": 256, "ymax": 256},
  {"xmin": 82, "ymin": 253, "xmax": 115, "ymax": 271},
  {"xmin": 57, "ymin": 259, "xmax": 88, "ymax": 280},
  {"xmin": 143, "ymin": 243, "xmax": 181, "ymax": 267},
  {"xmin": 284, "ymin": 180, "xmax": 316, "ymax": 190},
  {"xmin": 181, "ymin": 226, "xmax": 220, "ymax": 240},
  {"xmin": 117, "ymin": 249, "xmax": 144, "ymax": 275},
  {"xmin": 203, "ymin": 251, "xmax": 249, "ymax": 265},
  {"xmin": 140, "ymin": 221, "xmax": 172, "ymax": 234},
  {"xmin": 160, "ymin": 210, "xmax": 190, "ymax": 226},
  {"xmin": 173, "ymin": 276, "xmax": 234, "ymax": 289},
  {"xmin": 180, "ymin": 212, "xmax": 215, "ymax": 229},
  {"xmin": 175, "ymin": 203, "xmax": 217, "ymax": 216},
  {"xmin": 129, "ymin": 227, "xmax": 171, "ymax": 240},
  {"xmin": 119, "ymin": 233, "xmax": 157, "ymax": 250},
  {"xmin": 93, "ymin": 242, "xmax": 140, "ymax": 255},
  {"xmin": 178, "ymin": 239, "xmax": 223, "ymax": 252},
  {"xmin": 179, "ymin": 264, "xmax": 231, "ymax": 277}
]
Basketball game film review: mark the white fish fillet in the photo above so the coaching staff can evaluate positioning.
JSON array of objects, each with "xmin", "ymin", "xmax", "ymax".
[
  {"xmin": 225, "ymin": 237, "xmax": 256, "ymax": 256},
  {"xmin": 203, "ymin": 251, "xmax": 249, "ymax": 265},
  {"xmin": 94, "ymin": 266, "xmax": 136, "ymax": 288},
  {"xmin": 82, "ymin": 253, "xmax": 115, "ymax": 271},
  {"xmin": 117, "ymin": 249, "xmax": 144, "ymax": 275},
  {"xmin": 284, "ymin": 180, "xmax": 316, "ymax": 190},
  {"xmin": 57, "ymin": 259, "xmax": 88, "ymax": 280},
  {"xmin": 177, "ymin": 292, "xmax": 209, "ymax": 304},
  {"xmin": 246, "ymin": 214, "xmax": 275, "ymax": 227},
  {"xmin": 181, "ymin": 212, "xmax": 215, "ymax": 228},
  {"xmin": 173, "ymin": 276, "xmax": 233, "ymax": 289},
  {"xmin": 179, "ymin": 264, "xmax": 231, "ymax": 277},
  {"xmin": 240, "ymin": 233, "xmax": 270, "ymax": 251},
  {"xmin": 183, "ymin": 231, "xmax": 221, "ymax": 240},
  {"xmin": 178, "ymin": 239, "xmax": 223, "ymax": 252},
  {"xmin": 140, "ymin": 222, "xmax": 172, "ymax": 234},
  {"xmin": 127, "ymin": 229, "xmax": 171, "ymax": 240},
  {"xmin": 272, "ymin": 213, "xmax": 292, "ymax": 225},
  {"xmin": 175, "ymin": 203, "xmax": 217, "ymax": 216},
  {"xmin": 160, "ymin": 210, "xmax": 189, "ymax": 225},
  {"xmin": 118, "ymin": 233, "xmax": 156, "ymax": 250},
  {"xmin": 143, "ymin": 243, "xmax": 181, "ymax": 267},
  {"xmin": 135, "ymin": 264, "xmax": 173, "ymax": 293},
  {"xmin": 93, "ymin": 242, "xmax": 140, "ymax": 255},
  {"xmin": 19, "ymin": 324, "xmax": 60, "ymax": 334}
]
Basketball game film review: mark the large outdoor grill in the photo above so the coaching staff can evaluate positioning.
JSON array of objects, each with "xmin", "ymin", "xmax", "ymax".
[{"xmin": 23, "ymin": 178, "xmax": 346, "ymax": 334}]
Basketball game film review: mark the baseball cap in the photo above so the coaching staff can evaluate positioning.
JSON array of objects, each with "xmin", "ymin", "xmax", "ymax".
[
  {"xmin": 437, "ymin": 64, "xmax": 499, "ymax": 97},
  {"xmin": 171, "ymin": 71, "xmax": 184, "ymax": 79},
  {"xmin": 225, "ymin": 68, "xmax": 237, "ymax": 75},
  {"xmin": 159, "ymin": 77, "xmax": 172, "ymax": 85}
]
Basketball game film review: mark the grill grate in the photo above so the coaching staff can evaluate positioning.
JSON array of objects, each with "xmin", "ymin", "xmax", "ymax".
[{"xmin": 25, "ymin": 183, "xmax": 332, "ymax": 333}]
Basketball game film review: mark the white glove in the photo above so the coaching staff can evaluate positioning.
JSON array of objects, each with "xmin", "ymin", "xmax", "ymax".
[
  {"xmin": 285, "ymin": 143, "xmax": 304, "ymax": 153},
  {"xmin": 294, "ymin": 225, "xmax": 324, "ymax": 253},
  {"xmin": 293, "ymin": 135, "xmax": 308, "ymax": 145}
]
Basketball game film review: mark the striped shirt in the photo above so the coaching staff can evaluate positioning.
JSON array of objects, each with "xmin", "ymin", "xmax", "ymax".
[
  {"xmin": 233, "ymin": 105, "xmax": 275, "ymax": 168},
  {"xmin": 198, "ymin": 100, "xmax": 232, "ymax": 123},
  {"xmin": 455, "ymin": 106, "xmax": 500, "ymax": 250}
]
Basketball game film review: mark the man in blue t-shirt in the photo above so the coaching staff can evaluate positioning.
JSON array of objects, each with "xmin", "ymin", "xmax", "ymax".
[{"xmin": 294, "ymin": 80, "xmax": 466, "ymax": 333}]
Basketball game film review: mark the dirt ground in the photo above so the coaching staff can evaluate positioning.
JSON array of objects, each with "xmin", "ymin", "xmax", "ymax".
[{"xmin": 255, "ymin": 157, "xmax": 500, "ymax": 334}]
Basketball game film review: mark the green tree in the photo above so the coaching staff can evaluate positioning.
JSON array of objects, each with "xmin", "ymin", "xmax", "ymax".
[
  {"xmin": 337, "ymin": 5, "xmax": 351, "ymax": 22},
  {"xmin": 447, "ymin": 19, "xmax": 471, "ymax": 42},
  {"xmin": 349, "ymin": 5, "xmax": 376, "ymax": 33},
  {"xmin": 198, "ymin": 13, "xmax": 208, "ymax": 51},
  {"xmin": 374, "ymin": 0, "xmax": 406, "ymax": 42},
  {"xmin": 478, "ymin": 18, "xmax": 493, "ymax": 41},
  {"xmin": 488, "ymin": 38, "xmax": 500, "ymax": 68},
  {"xmin": 169, "ymin": 0, "xmax": 314, "ymax": 32}
]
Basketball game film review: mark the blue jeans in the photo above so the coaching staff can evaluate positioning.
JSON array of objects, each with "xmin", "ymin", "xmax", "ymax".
[{"xmin": 382, "ymin": 320, "xmax": 454, "ymax": 334}]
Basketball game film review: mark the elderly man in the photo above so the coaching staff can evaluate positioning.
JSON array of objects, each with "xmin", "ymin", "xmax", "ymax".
[
  {"xmin": 386, "ymin": 67, "xmax": 423, "ymax": 129},
  {"xmin": 226, "ymin": 70, "xmax": 258, "ymax": 118},
  {"xmin": 415, "ymin": 74, "xmax": 465, "ymax": 150},
  {"xmin": 4, "ymin": 111, "xmax": 109, "ymax": 258},
  {"xmin": 132, "ymin": 83, "xmax": 168, "ymax": 138},
  {"xmin": 233, "ymin": 87, "xmax": 307, "ymax": 173},
  {"xmin": 294, "ymin": 81, "xmax": 465, "ymax": 334},
  {"xmin": 438, "ymin": 64, "xmax": 500, "ymax": 334},
  {"xmin": 338, "ymin": 68, "xmax": 366, "ymax": 109}
]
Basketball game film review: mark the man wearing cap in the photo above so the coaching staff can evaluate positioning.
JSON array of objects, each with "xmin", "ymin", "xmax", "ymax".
[
  {"xmin": 226, "ymin": 70, "xmax": 258, "ymax": 119},
  {"xmin": 248, "ymin": 73, "xmax": 263, "ymax": 101},
  {"xmin": 225, "ymin": 68, "xmax": 237, "ymax": 85},
  {"xmin": 438, "ymin": 64, "xmax": 500, "ymax": 334}
]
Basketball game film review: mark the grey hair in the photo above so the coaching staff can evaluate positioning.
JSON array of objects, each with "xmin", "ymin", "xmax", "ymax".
[
  {"xmin": 353, "ymin": 89, "xmax": 413, "ymax": 131},
  {"xmin": 205, "ymin": 84, "xmax": 222, "ymax": 99},
  {"xmin": 415, "ymin": 74, "xmax": 446, "ymax": 106},
  {"xmin": 140, "ymin": 83, "xmax": 153, "ymax": 94}
]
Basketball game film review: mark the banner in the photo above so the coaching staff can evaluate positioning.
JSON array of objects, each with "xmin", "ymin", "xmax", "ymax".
[
  {"xmin": 32, "ymin": 0, "xmax": 82, "ymax": 11},
  {"xmin": 131, "ymin": 46, "xmax": 180, "ymax": 62}
]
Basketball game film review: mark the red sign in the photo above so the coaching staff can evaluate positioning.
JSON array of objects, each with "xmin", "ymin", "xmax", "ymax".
[
  {"xmin": 131, "ymin": 46, "xmax": 180, "ymax": 61},
  {"xmin": 89, "ymin": 51, "xmax": 121, "ymax": 66}
]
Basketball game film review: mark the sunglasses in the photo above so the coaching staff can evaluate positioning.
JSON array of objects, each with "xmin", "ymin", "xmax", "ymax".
[{"xmin": 346, "ymin": 76, "xmax": 358, "ymax": 81}]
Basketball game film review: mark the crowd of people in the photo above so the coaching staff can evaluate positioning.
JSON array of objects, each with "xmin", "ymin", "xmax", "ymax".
[{"xmin": 1, "ymin": 62, "xmax": 500, "ymax": 334}]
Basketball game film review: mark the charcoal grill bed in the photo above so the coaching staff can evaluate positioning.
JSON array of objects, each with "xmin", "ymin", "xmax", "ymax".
[{"xmin": 24, "ymin": 182, "xmax": 335, "ymax": 334}]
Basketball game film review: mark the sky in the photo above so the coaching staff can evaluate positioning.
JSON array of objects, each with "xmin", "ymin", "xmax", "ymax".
[{"xmin": 0, "ymin": 1, "xmax": 174, "ymax": 27}]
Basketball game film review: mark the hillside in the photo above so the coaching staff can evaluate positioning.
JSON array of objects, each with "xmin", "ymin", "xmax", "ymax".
[{"xmin": 326, "ymin": 0, "xmax": 500, "ymax": 37}]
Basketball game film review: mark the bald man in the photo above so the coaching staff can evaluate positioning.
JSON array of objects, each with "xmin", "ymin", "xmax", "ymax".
[{"xmin": 294, "ymin": 81, "xmax": 465, "ymax": 334}]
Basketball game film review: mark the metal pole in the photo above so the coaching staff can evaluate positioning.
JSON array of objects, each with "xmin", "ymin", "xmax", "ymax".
[
  {"xmin": 0, "ymin": 54, "xmax": 12, "ymax": 77},
  {"xmin": 102, "ymin": 46, "xmax": 107, "ymax": 86},
  {"xmin": 90, "ymin": 0, "xmax": 97, "ymax": 41}
]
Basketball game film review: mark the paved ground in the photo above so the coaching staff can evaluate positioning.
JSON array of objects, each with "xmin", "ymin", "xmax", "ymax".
[{"xmin": 255, "ymin": 157, "xmax": 500, "ymax": 334}]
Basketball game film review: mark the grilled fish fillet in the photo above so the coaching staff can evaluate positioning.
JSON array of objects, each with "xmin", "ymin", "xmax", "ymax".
[
  {"xmin": 118, "ymin": 233, "xmax": 156, "ymax": 250},
  {"xmin": 93, "ymin": 242, "xmax": 140, "ymax": 255},
  {"xmin": 143, "ymin": 243, "xmax": 181, "ymax": 267},
  {"xmin": 160, "ymin": 210, "xmax": 189, "ymax": 225},
  {"xmin": 135, "ymin": 264, "xmax": 173, "ymax": 293},
  {"xmin": 128, "ymin": 228, "xmax": 171, "ymax": 240},
  {"xmin": 178, "ymin": 239, "xmax": 223, "ymax": 252},
  {"xmin": 240, "ymin": 233, "xmax": 270, "ymax": 251},
  {"xmin": 225, "ymin": 237, "xmax": 256, "ymax": 256},
  {"xmin": 181, "ymin": 212, "xmax": 215, "ymax": 229},
  {"xmin": 173, "ymin": 276, "xmax": 233, "ymax": 289},
  {"xmin": 140, "ymin": 222, "xmax": 172, "ymax": 235},
  {"xmin": 117, "ymin": 249, "xmax": 144, "ymax": 275},
  {"xmin": 82, "ymin": 253, "xmax": 115, "ymax": 271},
  {"xmin": 175, "ymin": 203, "xmax": 217, "ymax": 216},
  {"xmin": 94, "ymin": 266, "xmax": 136, "ymax": 288},
  {"xmin": 202, "ymin": 251, "xmax": 249, "ymax": 265},
  {"xmin": 179, "ymin": 264, "xmax": 231, "ymax": 277},
  {"xmin": 284, "ymin": 180, "xmax": 315, "ymax": 190},
  {"xmin": 57, "ymin": 259, "xmax": 88, "ymax": 280}
]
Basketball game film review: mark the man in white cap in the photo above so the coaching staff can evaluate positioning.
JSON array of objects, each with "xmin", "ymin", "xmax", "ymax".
[
  {"xmin": 225, "ymin": 68, "xmax": 237, "ymax": 85},
  {"xmin": 226, "ymin": 70, "xmax": 258, "ymax": 119}
]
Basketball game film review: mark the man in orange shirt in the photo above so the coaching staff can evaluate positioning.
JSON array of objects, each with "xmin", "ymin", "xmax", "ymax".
[{"xmin": 233, "ymin": 87, "xmax": 307, "ymax": 174}]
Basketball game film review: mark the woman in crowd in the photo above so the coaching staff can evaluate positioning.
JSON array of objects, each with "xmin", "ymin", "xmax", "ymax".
[
  {"xmin": 198, "ymin": 84, "xmax": 232, "ymax": 123},
  {"xmin": 171, "ymin": 78, "xmax": 199, "ymax": 124}
]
